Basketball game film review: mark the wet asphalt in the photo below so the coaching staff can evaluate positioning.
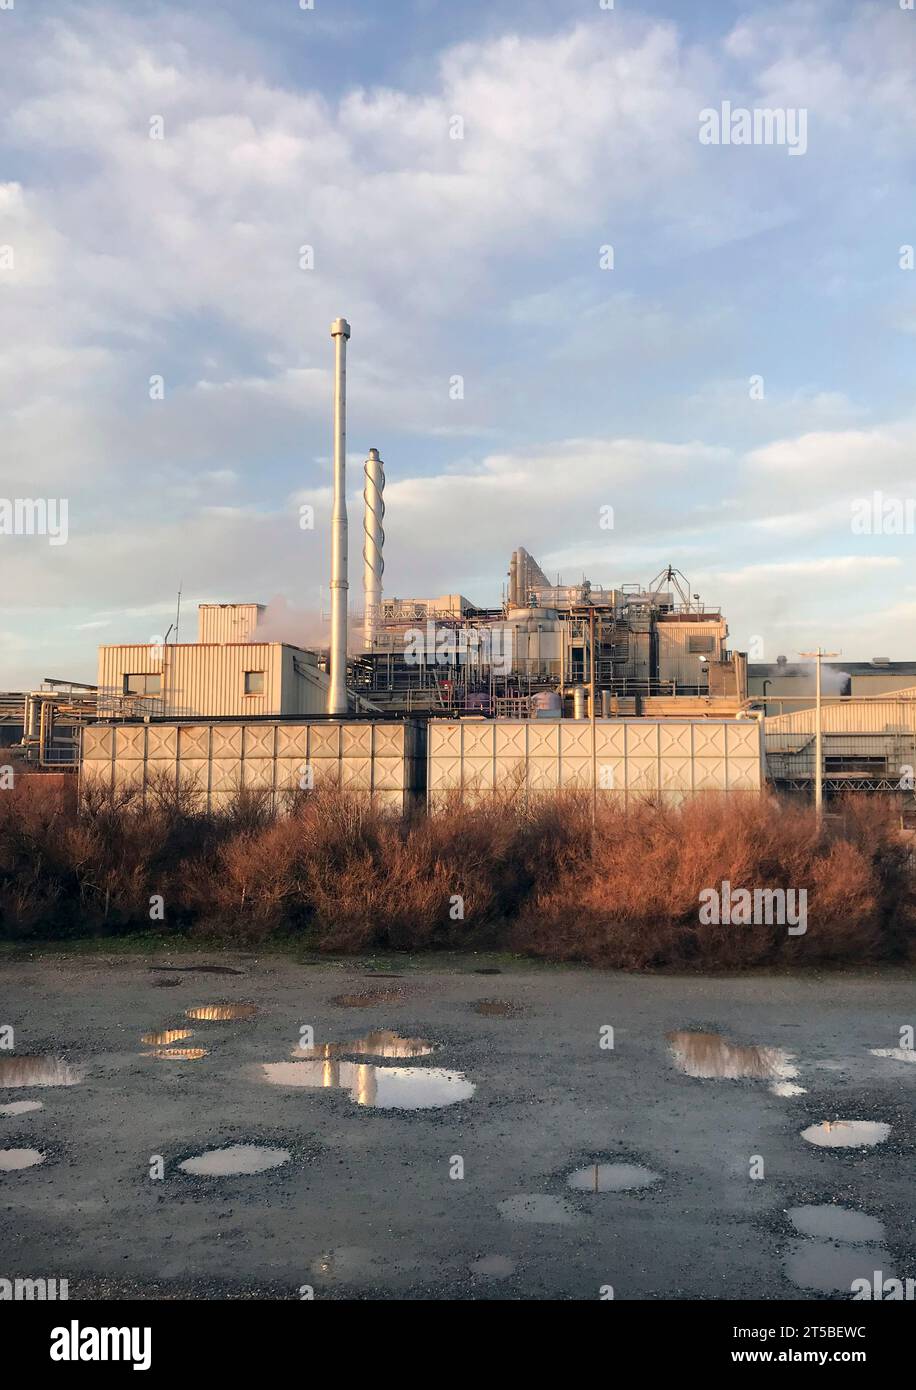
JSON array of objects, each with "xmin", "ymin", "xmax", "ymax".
[{"xmin": 0, "ymin": 951, "xmax": 913, "ymax": 1300}]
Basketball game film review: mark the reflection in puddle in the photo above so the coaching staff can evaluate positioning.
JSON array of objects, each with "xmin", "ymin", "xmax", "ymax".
[
  {"xmin": 261, "ymin": 1061, "xmax": 475, "ymax": 1109},
  {"xmin": 470, "ymin": 1255, "xmax": 515, "ymax": 1278},
  {"xmin": 567, "ymin": 1162, "xmax": 661, "ymax": 1193},
  {"xmin": 472, "ymin": 1000, "xmax": 522, "ymax": 1018},
  {"xmin": 667, "ymin": 1030, "xmax": 801, "ymax": 1094},
  {"xmin": 0, "ymin": 1148, "xmax": 45, "ymax": 1171},
  {"xmin": 143, "ymin": 1047, "xmax": 209, "ymax": 1061},
  {"xmin": 870, "ymin": 1047, "xmax": 916, "ymax": 1063},
  {"xmin": 185, "ymin": 1004, "xmax": 258, "ymax": 1022},
  {"xmin": 801, "ymin": 1120, "xmax": 891, "ymax": 1148},
  {"xmin": 331, "ymin": 989, "xmax": 405, "ymax": 1008},
  {"xmin": 788, "ymin": 1205, "xmax": 885, "ymax": 1244},
  {"xmin": 0, "ymin": 1057, "xmax": 83, "ymax": 1088},
  {"xmin": 0, "ymin": 1100, "xmax": 44, "ymax": 1117},
  {"xmin": 179, "ymin": 1144, "xmax": 290, "ymax": 1176},
  {"xmin": 292, "ymin": 1031, "xmax": 435, "ymax": 1060},
  {"xmin": 140, "ymin": 1029, "xmax": 193, "ymax": 1046},
  {"xmin": 785, "ymin": 1240, "xmax": 891, "ymax": 1294},
  {"xmin": 497, "ymin": 1194, "xmax": 579, "ymax": 1225}
]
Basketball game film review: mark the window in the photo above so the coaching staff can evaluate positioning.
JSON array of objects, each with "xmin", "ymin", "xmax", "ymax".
[
  {"xmin": 824, "ymin": 756, "xmax": 887, "ymax": 775},
  {"xmin": 244, "ymin": 670, "xmax": 265, "ymax": 695},
  {"xmin": 687, "ymin": 635, "xmax": 715, "ymax": 654},
  {"xmin": 122, "ymin": 673, "xmax": 161, "ymax": 696}
]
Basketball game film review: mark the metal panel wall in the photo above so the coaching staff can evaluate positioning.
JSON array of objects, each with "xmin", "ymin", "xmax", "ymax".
[
  {"xmin": 656, "ymin": 622, "xmax": 725, "ymax": 684},
  {"xmin": 428, "ymin": 718, "xmax": 764, "ymax": 806},
  {"xmin": 97, "ymin": 643, "xmax": 292, "ymax": 718},
  {"xmin": 197, "ymin": 604, "xmax": 263, "ymax": 643},
  {"xmin": 765, "ymin": 694, "xmax": 916, "ymax": 738},
  {"xmin": 80, "ymin": 720, "xmax": 421, "ymax": 813}
]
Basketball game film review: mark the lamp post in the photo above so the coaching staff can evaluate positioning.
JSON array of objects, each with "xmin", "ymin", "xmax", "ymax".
[{"xmin": 799, "ymin": 647, "xmax": 840, "ymax": 822}]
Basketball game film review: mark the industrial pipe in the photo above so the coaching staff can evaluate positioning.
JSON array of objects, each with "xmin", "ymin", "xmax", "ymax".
[
  {"xmin": 328, "ymin": 318, "xmax": 351, "ymax": 715},
  {"xmin": 362, "ymin": 448, "xmax": 385, "ymax": 651}
]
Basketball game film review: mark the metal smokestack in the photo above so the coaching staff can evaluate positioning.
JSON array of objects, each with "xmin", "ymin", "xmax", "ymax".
[
  {"xmin": 328, "ymin": 317, "xmax": 351, "ymax": 715},
  {"xmin": 362, "ymin": 448, "xmax": 385, "ymax": 651}
]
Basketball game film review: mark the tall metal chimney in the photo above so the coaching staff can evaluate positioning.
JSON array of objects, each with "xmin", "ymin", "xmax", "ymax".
[
  {"xmin": 328, "ymin": 317, "xmax": 351, "ymax": 715},
  {"xmin": 362, "ymin": 448, "xmax": 385, "ymax": 651}
]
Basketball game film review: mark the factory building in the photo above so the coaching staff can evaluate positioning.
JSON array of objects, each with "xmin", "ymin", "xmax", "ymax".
[
  {"xmin": 764, "ymin": 689, "xmax": 916, "ymax": 794},
  {"xmin": 95, "ymin": 603, "xmax": 327, "ymax": 720},
  {"xmin": 750, "ymin": 657, "xmax": 916, "ymax": 714},
  {"xmin": 355, "ymin": 562, "xmax": 745, "ymax": 717},
  {"xmin": 46, "ymin": 316, "xmax": 911, "ymax": 816}
]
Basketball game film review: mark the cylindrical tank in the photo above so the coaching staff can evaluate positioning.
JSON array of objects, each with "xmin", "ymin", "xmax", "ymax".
[
  {"xmin": 572, "ymin": 686, "xmax": 587, "ymax": 720},
  {"xmin": 531, "ymin": 690, "xmax": 562, "ymax": 719},
  {"xmin": 601, "ymin": 689, "xmax": 612, "ymax": 718}
]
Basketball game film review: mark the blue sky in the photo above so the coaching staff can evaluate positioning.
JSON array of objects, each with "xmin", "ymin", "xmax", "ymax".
[{"xmin": 1, "ymin": 0, "xmax": 915, "ymax": 685}]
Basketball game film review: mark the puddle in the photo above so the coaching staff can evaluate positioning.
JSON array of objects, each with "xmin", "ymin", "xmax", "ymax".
[
  {"xmin": 151, "ymin": 965, "xmax": 242, "ymax": 976},
  {"xmin": 140, "ymin": 1029, "xmax": 193, "ymax": 1046},
  {"xmin": 152, "ymin": 978, "xmax": 182, "ymax": 988},
  {"xmin": 331, "ymin": 989, "xmax": 405, "ymax": 1007},
  {"xmin": 472, "ymin": 1000, "xmax": 523, "ymax": 1018},
  {"xmin": 0, "ymin": 1148, "xmax": 45, "ymax": 1172},
  {"xmin": 801, "ymin": 1120, "xmax": 891, "ymax": 1149},
  {"xmin": 0, "ymin": 1057, "xmax": 83, "ymax": 1088},
  {"xmin": 785, "ymin": 1240, "xmax": 891, "ymax": 1294},
  {"xmin": 667, "ymin": 1031, "xmax": 799, "ymax": 1089},
  {"xmin": 497, "ymin": 1194, "xmax": 579, "ymax": 1225},
  {"xmin": 143, "ymin": 1047, "xmax": 209, "ymax": 1061},
  {"xmin": 261, "ymin": 1061, "xmax": 475, "ymax": 1109},
  {"xmin": 870, "ymin": 1048, "xmax": 916, "ymax": 1064},
  {"xmin": 185, "ymin": 1004, "xmax": 258, "ymax": 1022},
  {"xmin": 567, "ymin": 1162, "xmax": 661, "ymax": 1193},
  {"xmin": 470, "ymin": 1255, "xmax": 515, "ymax": 1278},
  {"xmin": 292, "ymin": 1031, "xmax": 435, "ymax": 1060},
  {"xmin": 0, "ymin": 1100, "xmax": 44, "ymax": 1117},
  {"xmin": 178, "ymin": 1144, "xmax": 290, "ymax": 1177},
  {"xmin": 788, "ymin": 1205, "xmax": 885, "ymax": 1244}
]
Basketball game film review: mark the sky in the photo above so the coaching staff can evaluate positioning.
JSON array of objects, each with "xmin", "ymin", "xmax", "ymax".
[{"xmin": 1, "ymin": 0, "xmax": 915, "ymax": 687}]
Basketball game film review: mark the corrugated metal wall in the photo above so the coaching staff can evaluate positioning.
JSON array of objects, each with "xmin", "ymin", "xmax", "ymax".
[
  {"xmin": 80, "ymin": 720, "xmax": 423, "ymax": 813},
  {"xmin": 96, "ymin": 643, "xmax": 325, "ymax": 718},
  {"xmin": 656, "ymin": 622, "xmax": 725, "ymax": 684},
  {"xmin": 764, "ymin": 693, "xmax": 916, "ymax": 779},
  {"xmin": 428, "ymin": 718, "xmax": 763, "ymax": 806},
  {"xmin": 764, "ymin": 693, "xmax": 916, "ymax": 736},
  {"xmin": 197, "ymin": 604, "xmax": 263, "ymax": 643}
]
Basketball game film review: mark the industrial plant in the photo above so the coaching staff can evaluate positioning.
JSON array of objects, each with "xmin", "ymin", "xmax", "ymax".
[{"xmin": 4, "ymin": 319, "xmax": 916, "ymax": 815}]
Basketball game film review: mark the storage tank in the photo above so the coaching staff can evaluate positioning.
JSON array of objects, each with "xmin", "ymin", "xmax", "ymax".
[
  {"xmin": 503, "ymin": 606, "xmax": 563, "ymax": 677},
  {"xmin": 531, "ymin": 690, "xmax": 562, "ymax": 719}
]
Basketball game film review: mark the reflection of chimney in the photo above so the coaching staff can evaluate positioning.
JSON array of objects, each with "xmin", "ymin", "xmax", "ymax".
[
  {"xmin": 363, "ymin": 449, "xmax": 385, "ymax": 650},
  {"xmin": 353, "ymin": 1063, "xmax": 377, "ymax": 1107},
  {"xmin": 328, "ymin": 318, "xmax": 351, "ymax": 714}
]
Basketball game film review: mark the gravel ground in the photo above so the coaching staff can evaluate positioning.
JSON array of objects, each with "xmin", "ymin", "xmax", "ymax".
[{"xmin": 0, "ymin": 950, "xmax": 913, "ymax": 1300}]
